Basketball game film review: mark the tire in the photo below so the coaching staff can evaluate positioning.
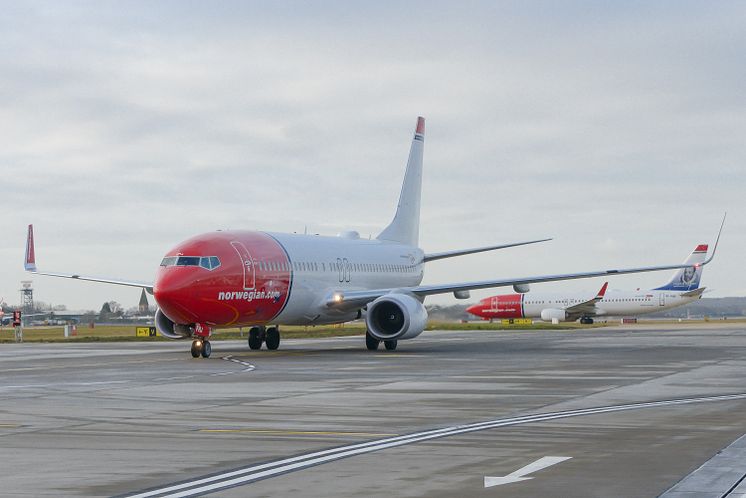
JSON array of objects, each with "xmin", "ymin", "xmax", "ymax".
[
  {"xmin": 384, "ymin": 340, "xmax": 398, "ymax": 351},
  {"xmin": 190, "ymin": 340, "xmax": 201, "ymax": 358},
  {"xmin": 201, "ymin": 340, "xmax": 212, "ymax": 358},
  {"xmin": 248, "ymin": 328, "xmax": 263, "ymax": 350},
  {"xmin": 266, "ymin": 327, "xmax": 280, "ymax": 350},
  {"xmin": 365, "ymin": 332, "xmax": 380, "ymax": 351}
]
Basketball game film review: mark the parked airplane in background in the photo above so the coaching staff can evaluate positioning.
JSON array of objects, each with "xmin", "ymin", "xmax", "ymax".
[
  {"xmin": 24, "ymin": 117, "xmax": 721, "ymax": 358},
  {"xmin": 467, "ymin": 245, "xmax": 712, "ymax": 323}
]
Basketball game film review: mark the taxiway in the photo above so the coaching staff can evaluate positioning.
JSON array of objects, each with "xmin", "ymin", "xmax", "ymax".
[{"xmin": 1, "ymin": 322, "xmax": 746, "ymax": 497}]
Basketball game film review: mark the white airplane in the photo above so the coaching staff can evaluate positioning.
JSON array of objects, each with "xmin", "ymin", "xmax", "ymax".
[
  {"xmin": 468, "ymin": 245, "xmax": 712, "ymax": 323},
  {"xmin": 24, "ymin": 117, "xmax": 721, "ymax": 357}
]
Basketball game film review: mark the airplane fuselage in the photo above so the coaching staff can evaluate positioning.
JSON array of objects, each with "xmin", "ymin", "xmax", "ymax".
[
  {"xmin": 154, "ymin": 230, "xmax": 424, "ymax": 329},
  {"xmin": 468, "ymin": 288, "xmax": 702, "ymax": 321}
]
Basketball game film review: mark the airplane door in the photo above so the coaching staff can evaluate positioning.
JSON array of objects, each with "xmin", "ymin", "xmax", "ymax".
[
  {"xmin": 659, "ymin": 293, "xmax": 665, "ymax": 306},
  {"xmin": 231, "ymin": 241, "xmax": 256, "ymax": 290}
]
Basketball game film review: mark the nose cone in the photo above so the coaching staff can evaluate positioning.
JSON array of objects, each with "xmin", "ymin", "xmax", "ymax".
[
  {"xmin": 154, "ymin": 267, "xmax": 200, "ymax": 324},
  {"xmin": 466, "ymin": 304, "xmax": 482, "ymax": 316}
]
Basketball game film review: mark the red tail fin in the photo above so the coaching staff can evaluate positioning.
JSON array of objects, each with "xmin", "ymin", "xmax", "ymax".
[{"xmin": 25, "ymin": 224, "xmax": 37, "ymax": 271}]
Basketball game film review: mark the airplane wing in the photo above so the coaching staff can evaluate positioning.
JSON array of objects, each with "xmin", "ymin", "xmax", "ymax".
[
  {"xmin": 326, "ymin": 214, "xmax": 725, "ymax": 311},
  {"xmin": 562, "ymin": 282, "xmax": 608, "ymax": 318},
  {"xmin": 423, "ymin": 238, "xmax": 552, "ymax": 262},
  {"xmin": 24, "ymin": 225, "xmax": 154, "ymax": 293},
  {"xmin": 325, "ymin": 258, "xmax": 715, "ymax": 311}
]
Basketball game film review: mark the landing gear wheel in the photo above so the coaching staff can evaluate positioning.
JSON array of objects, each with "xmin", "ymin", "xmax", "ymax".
[
  {"xmin": 266, "ymin": 327, "xmax": 280, "ymax": 350},
  {"xmin": 580, "ymin": 317, "xmax": 595, "ymax": 325},
  {"xmin": 365, "ymin": 332, "xmax": 380, "ymax": 351},
  {"xmin": 201, "ymin": 340, "xmax": 212, "ymax": 358},
  {"xmin": 384, "ymin": 340, "xmax": 398, "ymax": 351},
  {"xmin": 190, "ymin": 340, "xmax": 201, "ymax": 358},
  {"xmin": 248, "ymin": 327, "xmax": 263, "ymax": 350}
]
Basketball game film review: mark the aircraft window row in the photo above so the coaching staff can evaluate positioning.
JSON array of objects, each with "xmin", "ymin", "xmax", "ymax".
[
  {"xmin": 160, "ymin": 256, "xmax": 221, "ymax": 270},
  {"xmin": 248, "ymin": 260, "xmax": 421, "ymax": 274},
  {"xmin": 328, "ymin": 262, "xmax": 418, "ymax": 273}
]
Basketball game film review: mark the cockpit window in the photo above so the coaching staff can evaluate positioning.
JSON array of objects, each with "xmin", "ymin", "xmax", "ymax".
[
  {"xmin": 176, "ymin": 256, "xmax": 201, "ymax": 266},
  {"xmin": 160, "ymin": 255, "xmax": 221, "ymax": 270}
]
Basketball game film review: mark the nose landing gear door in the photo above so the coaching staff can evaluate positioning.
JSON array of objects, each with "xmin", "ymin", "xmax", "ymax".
[{"xmin": 231, "ymin": 241, "xmax": 256, "ymax": 290}]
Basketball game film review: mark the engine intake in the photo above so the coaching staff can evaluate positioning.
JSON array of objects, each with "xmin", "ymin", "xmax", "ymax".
[
  {"xmin": 155, "ymin": 309, "xmax": 193, "ymax": 339},
  {"xmin": 366, "ymin": 293, "xmax": 427, "ymax": 341}
]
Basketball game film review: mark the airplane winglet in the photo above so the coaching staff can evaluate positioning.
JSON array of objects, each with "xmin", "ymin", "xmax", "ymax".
[
  {"xmin": 702, "ymin": 212, "xmax": 726, "ymax": 266},
  {"xmin": 415, "ymin": 116, "xmax": 425, "ymax": 136},
  {"xmin": 595, "ymin": 282, "xmax": 608, "ymax": 299},
  {"xmin": 24, "ymin": 224, "xmax": 37, "ymax": 272}
]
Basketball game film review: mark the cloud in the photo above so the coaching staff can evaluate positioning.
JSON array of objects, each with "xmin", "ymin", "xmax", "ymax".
[{"xmin": 1, "ymin": 1, "xmax": 744, "ymax": 309}]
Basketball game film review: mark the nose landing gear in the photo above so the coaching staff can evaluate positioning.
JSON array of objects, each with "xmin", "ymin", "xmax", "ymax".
[
  {"xmin": 190, "ymin": 323, "xmax": 212, "ymax": 358},
  {"xmin": 190, "ymin": 339, "xmax": 212, "ymax": 358}
]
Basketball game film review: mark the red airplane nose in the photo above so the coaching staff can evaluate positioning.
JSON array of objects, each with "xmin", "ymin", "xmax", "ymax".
[
  {"xmin": 154, "ymin": 268, "xmax": 200, "ymax": 324},
  {"xmin": 466, "ymin": 304, "xmax": 481, "ymax": 316}
]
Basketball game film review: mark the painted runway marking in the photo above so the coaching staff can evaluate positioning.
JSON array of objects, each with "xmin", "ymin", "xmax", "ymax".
[
  {"xmin": 484, "ymin": 456, "xmax": 571, "ymax": 487},
  {"xmin": 199, "ymin": 429, "xmax": 398, "ymax": 437},
  {"xmin": 0, "ymin": 380, "xmax": 131, "ymax": 391},
  {"xmin": 217, "ymin": 356, "xmax": 256, "ymax": 374},
  {"xmin": 123, "ymin": 392, "xmax": 746, "ymax": 498}
]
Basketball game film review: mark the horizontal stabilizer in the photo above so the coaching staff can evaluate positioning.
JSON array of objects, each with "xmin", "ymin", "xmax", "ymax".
[
  {"xmin": 423, "ymin": 238, "xmax": 552, "ymax": 263},
  {"xmin": 680, "ymin": 287, "xmax": 706, "ymax": 298}
]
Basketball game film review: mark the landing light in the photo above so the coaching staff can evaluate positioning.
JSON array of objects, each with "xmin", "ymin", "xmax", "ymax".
[{"xmin": 333, "ymin": 293, "xmax": 344, "ymax": 303}]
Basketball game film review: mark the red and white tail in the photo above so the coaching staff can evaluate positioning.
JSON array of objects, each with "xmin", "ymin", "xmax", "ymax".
[
  {"xmin": 24, "ymin": 224, "xmax": 37, "ymax": 272},
  {"xmin": 377, "ymin": 117, "xmax": 425, "ymax": 247}
]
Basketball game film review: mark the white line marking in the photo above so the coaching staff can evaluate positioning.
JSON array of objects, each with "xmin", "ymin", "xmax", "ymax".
[
  {"xmin": 124, "ymin": 392, "xmax": 746, "ymax": 498},
  {"xmin": 484, "ymin": 456, "xmax": 571, "ymax": 487},
  {"xmin": 218, "ymin": 356, "xmax": 256, "ymax": 373},
  {"xmin": 0, "ymin": 380, "xmax": 131, "ymax": 391}
]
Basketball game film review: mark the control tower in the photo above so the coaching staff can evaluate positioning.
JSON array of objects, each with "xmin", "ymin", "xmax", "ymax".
[{"xmin": 20, "ymin": 280, "xmax": 33, "ymax": 313}]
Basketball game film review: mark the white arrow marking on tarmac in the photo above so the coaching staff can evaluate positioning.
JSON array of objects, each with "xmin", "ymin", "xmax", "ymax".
[{"xmin": 484, "ymin": 456, "xmax": 571, "ymax": 488}]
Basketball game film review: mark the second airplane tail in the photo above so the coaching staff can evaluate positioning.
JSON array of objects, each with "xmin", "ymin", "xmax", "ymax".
[{"xmin": 654, "ymin": 245, "xmax": 708, "ymax": 291}]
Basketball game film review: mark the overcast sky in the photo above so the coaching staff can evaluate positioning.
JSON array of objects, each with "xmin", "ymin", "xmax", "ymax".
[{"xmin": 1, "ymin": 1, "xmax": 744, "ymax": 311}]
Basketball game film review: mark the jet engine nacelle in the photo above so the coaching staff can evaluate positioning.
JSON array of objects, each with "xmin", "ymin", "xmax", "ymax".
[
  {"xmin": 155, "ymin": 309, "xmax": 193, "ymax": 339},
  {"xmin": 366, "ymin": 293, "xmax": 428, "ymax": 341},
  {"xmin": 540, "ymin": 308, "xmax": 568, "ymax": 322}
]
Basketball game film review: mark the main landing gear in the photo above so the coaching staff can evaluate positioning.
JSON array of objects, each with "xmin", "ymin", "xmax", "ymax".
[
  {"xmin": 579, "ymin": 317, "xmax": 595, "ymax": 325},
  {"xmin": 248, "ymin": 326, "xmax": 281, "ymax": 351},
  {"xmin": 365, "ymin": 331, "xmax": 397, "ymax": 351},
  {"xmin": 190, "ymin": 338, "xmax": 212, "ymax": 358}
]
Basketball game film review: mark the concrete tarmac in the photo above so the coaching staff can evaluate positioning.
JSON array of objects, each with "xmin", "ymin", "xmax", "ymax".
[{"xmin": 1, "ymin": 322, "xmax": 746, "ymax": 497}]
